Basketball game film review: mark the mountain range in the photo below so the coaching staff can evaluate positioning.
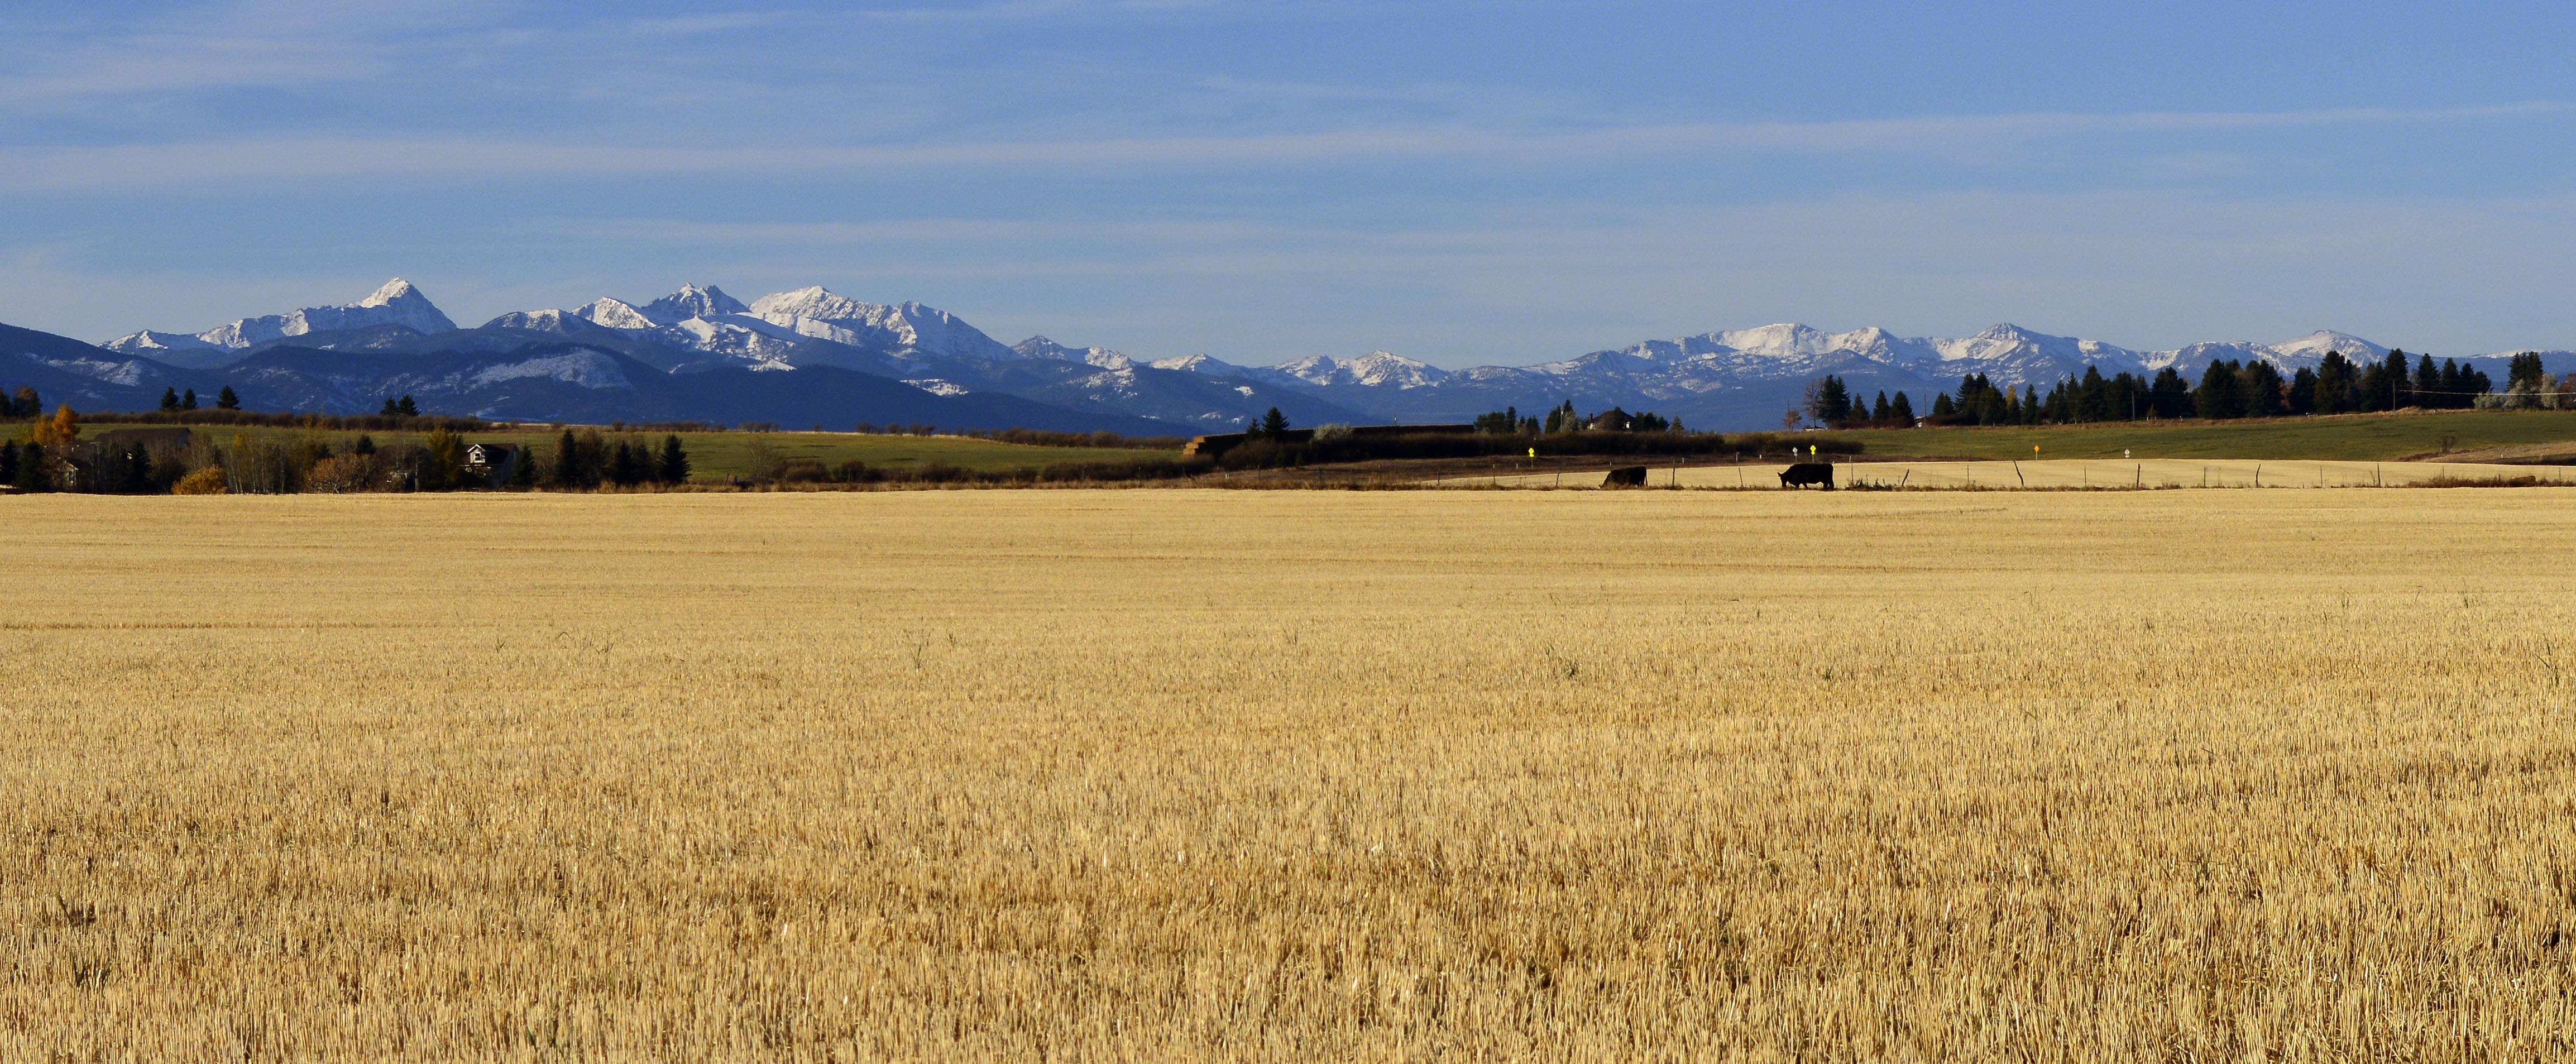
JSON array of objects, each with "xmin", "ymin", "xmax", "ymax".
[{"xmin": 0, "ymin": 279, "xmax": 2556, "ymax": 432}]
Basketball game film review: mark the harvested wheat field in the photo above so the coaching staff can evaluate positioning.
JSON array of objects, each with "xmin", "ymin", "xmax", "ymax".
[{"xmin": 8, "ymin": 490, "xmax": 2576, "ymax": 1061}]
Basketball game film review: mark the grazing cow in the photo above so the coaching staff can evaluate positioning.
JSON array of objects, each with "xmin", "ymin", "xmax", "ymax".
[
  {"xmin": 1602, "ymin": 466, "xmax": 1649, "ymax": 487},
  {"xmin": 1778, "ymin": 462, "xmax": 1835, "ymax": 490}
]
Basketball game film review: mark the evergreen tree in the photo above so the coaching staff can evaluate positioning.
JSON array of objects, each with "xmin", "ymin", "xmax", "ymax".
[
  {"xmin": 2287, "ymin": 367, "xmax": 2318, "ymax": 416},
  {"xmin": 2107, "ymin": 372, "xmax": 2145, "ymax": 421},
  {"xmin": 1259, "ymin": 407, "xmax": 1290, "ymax": 437},
  {"xmin": 2240, "ymin": 360, "xmax": 2286, "ymax": 418},
  {"xmin": 1870, "ymin": 392, "xmax": 1892, "ymax": 423},
  {"xmin": 119, "ymin": 444, "xmax": 152, "ymax": 493},
  {"xmin": 1931, "ymin": 393, "xmax": 1956, "ymax": 419},
  {"xmin": 396, "ymin": 395, "xmax": 420, "ymax": 417},
  {"xmin": 15, "ymin": 443, "xmax": 47, "ymax": 491},
  {"xmin": 159, "ymin": 387, "xmax": 180, "ymax": 411},
  {"xmin": 0, "ymin": 440, "xmax": 16, "ymax": 484},
  {"xmin": 2382, "ymin": 351, "xmax": 2412, "ymax": 409},
  {"xmin": 8, "ymin": 386, "xmax": 34, "ymax": 418},
  {"xmin": 216, "ymin": 386, "xmax": 240, "ymax": 410},
  {"xmin": 511, "ymin": 448, "xmax": 537, "ymax": 488},
  {"xmin": 352, "ymin": 434, "xmax": 376, "ymax": 455},
  {"xmin": 419, "ymin": 428, "xmax": 463, "ymax": 491},
  {"xmin": 2413, "ymin": 354, "xmax": 2439, "ymax": 406},
  {"xmin": 2154, "ymin": 366, "xmax": 2189, "ymax": 418},
  {"xmin": 2460, "ymin": 363, "xmax": 2493, "ymax": 400},
  {"xmin": 610, "ymin": 441, "xmax": 643, "ymax": 487},
  {"xmin": 2193, "ymin": 360, "xmax": 2242, "ymax": 419},
  {"xmin": 2314, "ymin": 352, "xmax": 2358, "ymax": 414},
  {"xmin": 1890, "ymin": 392, "xmax": 1915, "ymax": 423},
  {"xmin": 2509, "ymin": 352, "xmax": 2546, "ymax": 392},
  {"xmin": 180, "ymin": 387, "xmax": 197, "ymax": 411},
  {"xmin": 2077, "ymin": 366, "xmax": 2110, "ymax": 422},
  {"xmin": 658, "ymin": 435, "xmax": 690, "ymax": 484},
  {"xmin": 550, "ymin": 429, "xmax": 582, "ymax": 488},
  {"xmin": 381, "ymin": 398, "xmax": 400, "ymax": 416},
  {"xmin": 1822, "ymin": 375, "xmax": 1852, "ymax": 423}
]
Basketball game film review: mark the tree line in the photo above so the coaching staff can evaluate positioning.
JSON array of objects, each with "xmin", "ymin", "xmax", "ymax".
[
  {"xmin": 1806, "ymin": 349, "xmax": 2546, "ymax": 428},
  {"xmin": 0, "ymin": 403, "xmax": 699, "ymax": 495}
]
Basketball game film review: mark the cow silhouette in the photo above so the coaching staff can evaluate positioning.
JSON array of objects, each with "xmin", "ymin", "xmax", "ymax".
[
  {"xmin": 1779, "ymin": 462, "xmax": 1835, "ymax": 490},
  {"xmin": 1602, "ymin": 466, "xmax": 1650, "ymax": 487}
]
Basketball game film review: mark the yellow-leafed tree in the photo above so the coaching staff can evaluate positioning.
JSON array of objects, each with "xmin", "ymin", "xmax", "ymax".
[{"xmin": 28, "ymin": 405, "xmax": 77, "ymax": 447}]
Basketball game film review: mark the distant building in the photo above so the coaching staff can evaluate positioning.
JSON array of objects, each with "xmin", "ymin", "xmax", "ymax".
[{"xmin": 463, "ymin": 443, "xmax": 520, "ymax": 488}]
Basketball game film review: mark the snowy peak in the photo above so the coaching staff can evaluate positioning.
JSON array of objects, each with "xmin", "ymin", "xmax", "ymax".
[
  {"xmin": 360, "ymin": 277, "xmax": 429, "ymax": 310},
  {"xmin": 1270, "ymin": 351, "xmax": 1447, "ymax": 389},
  {"xmin": 1012, "ymin": 336, "xmax": 1134, "ymax": 369},
  {"xmin": 639, "ymin": 284, "xmax": 748, "ymax": 327},
  {"xmin": 572, "ymin": 298, "xmax": 658, "ymax": 330},
  {"xmin": 2269, "ymin": 330, "xmax": 2390, "ymax": 362},
  {"xmin": 1149, "ymin": 352, "xmax": 1239, "ymax": 374},
  {"xmin": 747, "ymin": 287, "xmax": 1014, "ymax": 361},
  {"xmin": 101, "ymin": 277, "xmax": 456, "ymax": 357}
]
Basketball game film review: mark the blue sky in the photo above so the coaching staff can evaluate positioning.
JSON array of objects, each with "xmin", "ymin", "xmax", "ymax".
[{"xmin": 6, "ymin": 0, "xmax": 2576, "ymax": 364}]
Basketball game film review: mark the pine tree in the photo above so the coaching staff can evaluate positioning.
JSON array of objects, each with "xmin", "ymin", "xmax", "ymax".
[
  {"xmin": 610, "ymin": 441, "xmax": 642, "ymax": 487},
  {"xmin": 2383, "ymin": 351, "xmax": 2412, "ymax": 409},
  {"xmin": 352, "ymin": 434, "xmax": 376, "ymax": 455},
  {"xmin": 2240, "ymin": 360, "xmax": 2286, "ymax": 418},
  {"xmin": 658, "ymin": 435, "xmax": 690, "ymax": 485},
  {"xmin": 2314, "ymin": 352, "xmax": 2356, "ymax": 414},
  {"xmin": 1259, "ymin": 407, "xmax": 1290, "ymax": 437},
  {"xmin": 1931, "ymin": 393, "xmax": 1956, "ymax": 419},
  {"xmin": 2193, "ymin": 360, "xmax": 2242, "ymax": 419},
  {"xmin": 550, "ymin": 430, "xmax": 581, "ymax": 488},
  {"xmin": 13, "ymin": 443, "xmax": 44, "ymax": 492},
  {"xmin": 180, "ymin": 388, "xmax": 198, "ymax": 411},
  {"xmin": 381, "ymin": 398, "xmax": 400, "ymax": 416},
  {"xmin": 2509, "ymin": 352, "xmax": 2546, "ymax": 392},
  {"xmin": 160, "ymin": 387, "xmax": 180, "ymax": 411},
  {"xmin": 121, "ymin": 444, "xmax": 152, "ymax": 493},
  {"xmin": 216, "ymin": 386, "xmax": 240, "ymax": 410},
  {"xmin": 396, "ymin": 395, "xmax": 420, "ymax": 417},
  {"xmin": 1890, "ymin": 392, "xmax": 1914, "ymax": 423},
  {"xmin": 2077, "ymin": 366, "xmax": 2110, "ymax": 422},
  {"xmin": 1811, "ymin": 375, "xmax": 1852, "ymax": 423},
  {"xmin": 1871, "ymin": 392, "xmax": 1892, "ymax": 423},
  {"xmin": 2288, "ymin": 367, "xmax": 2318, "ymax": 415},
  {"xmin": 420, "ymin": 428, "xmax": 463, "ymax": 491}
]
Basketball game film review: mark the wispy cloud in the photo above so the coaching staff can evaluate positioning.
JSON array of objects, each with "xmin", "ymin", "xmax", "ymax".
[{"xmin": 4, "ymin": 102, "xmax": 2565, "ymax": 190}]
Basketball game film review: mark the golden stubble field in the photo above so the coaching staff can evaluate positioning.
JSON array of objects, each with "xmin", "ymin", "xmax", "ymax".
[{"xmin": 6, "ymin": 489, "xmax": 2575, "ymax": 1061}]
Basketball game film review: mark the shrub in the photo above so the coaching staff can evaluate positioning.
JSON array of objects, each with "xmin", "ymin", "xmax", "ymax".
[
  {"xmin": 170, "ymin": 466, "xmax": 228, "ymax": 495},
  {"xmin": 305, "ymin": 454, "xmax": 385, "ymax": 493}
]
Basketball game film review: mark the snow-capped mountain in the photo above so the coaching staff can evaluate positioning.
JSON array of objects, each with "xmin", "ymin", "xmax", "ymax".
[
  {"xmin": 103, "ymin": 279, "xmax": 457, "ymax": 367},
  {"xmin": 2259, "ymin": 330, "xmax": 2393, "ymax": 365},
  {"xmin": 1013, "ymin": 336, "xmax": 1136, "ymax": 370},
  {"xmin": 746, "ymin": 288, "xmax": 1016, "ymax": 362},
  {"xmin": 85, "ymin": 277, "xmax": 2570, "ymax": 431},
  {"xmin": 1269, "ymin": 351, "xmax": 1449, "ymax": 389},
  {"xmin": 571, "ymin": 298, "xmax": 658, "ymax": 330},
  {"xmin": 638, "ymin": 284, "xmax": 749, "ymax": 326}
]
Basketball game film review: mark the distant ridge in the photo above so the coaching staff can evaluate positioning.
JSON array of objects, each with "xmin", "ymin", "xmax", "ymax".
[{"xmin": 65, "ymin": 278, "xmax": 2576, "ymax": 429}]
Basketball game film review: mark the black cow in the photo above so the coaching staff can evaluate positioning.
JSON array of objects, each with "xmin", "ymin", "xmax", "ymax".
[
  {"xmin": 1779, "ymin": 462, "xmax": 1835, "ymax": 490},
  {"xmin": 1602, "ymin": 466, "xmax": 1649, "ymax": 487}
]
